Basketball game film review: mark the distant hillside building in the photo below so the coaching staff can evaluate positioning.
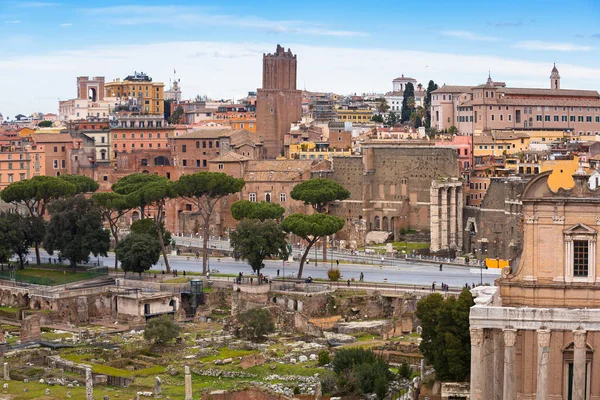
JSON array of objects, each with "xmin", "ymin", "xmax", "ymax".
[
  {"xmin": 431, "ymin": 65, "xmax": 600, "ymax": 134},
  {"xmin": 256, "ymin": 45, "xmax": 302, "ymax": 158}
]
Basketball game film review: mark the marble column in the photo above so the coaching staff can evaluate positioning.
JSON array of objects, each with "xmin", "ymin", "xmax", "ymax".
[
  {"xmin": 573, "ymin": 330, "xmax": 587, "ymax": 400},
  {"xmin": 493, "ymin": 329, "xmax": 504, "ymax": 400},
  {"xmin": 457, "ymin": 186, "xmax": 464, "ymax": 249},
  {"xmin": 470, "ymin": 328, "xmax": 484, "ymax": 400},
  {"xmin": 85, "ymin": 368, "xmax": 93, "ymax": 400},
  {"xmin": 430, "ymin": 186, "xmax": 441, "ymax": 252},
  {"xmin": 483, "ymin": 329, "xmax": 494, "ymax": 399},
  {"xmin": 184, "ymin": 365, "xmax": 192, "ymax": 400},
  {"xmin": 449, "ymin": 186, "xmax": 457, "ymax": 249},
  {"xmin": 536, "ymin": 329, "xmax": 551, "ymax": 400},
  {"xmin": 441, "ymin": 187, "xmax": 449, "ymax": 249},
  {"xmin": 503, "ymin": 328, "xmax": 517, "ymax": 400},
  {"xmin": 3, "ymin": 363, "xmax": 8, "ymax": 380}
]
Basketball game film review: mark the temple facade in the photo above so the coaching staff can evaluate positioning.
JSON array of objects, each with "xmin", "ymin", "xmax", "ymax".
[{"xmin": 469, "ymin": 169, "xmax": 600, "ymax": 400}]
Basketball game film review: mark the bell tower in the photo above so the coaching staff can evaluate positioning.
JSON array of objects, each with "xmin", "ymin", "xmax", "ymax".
[{"xmin": 550, "ymin": 63, "xmax": 560, "ymax": 90}]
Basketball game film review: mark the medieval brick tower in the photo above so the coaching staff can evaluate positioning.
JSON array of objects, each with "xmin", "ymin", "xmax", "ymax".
[{"xmin": 256, "ymin": 45, "xmax": 302, "ymax": 158}]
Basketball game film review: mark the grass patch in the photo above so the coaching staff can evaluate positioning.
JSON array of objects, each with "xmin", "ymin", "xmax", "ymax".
[
  {"xmin": 162, "ymin": 277, "xmax": 191, "ymax": 284},
  {"xmin": 2, "ymin": 268, "xmax": 100, "ymax": 285},
  {"xmin": 198, "ymin": 347, "xmax": 256, "ymax": 363},
  {"xmin": 0, "ymin": 306, "xmax": 19, "ymax": 313}
]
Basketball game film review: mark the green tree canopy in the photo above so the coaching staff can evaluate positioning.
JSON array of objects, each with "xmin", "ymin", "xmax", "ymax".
[
  {"xmin": 116, "ymin": 233, "xmax": 161, "ymax": 275},
  {"xmin": 236, "ymin": 308, "xmax": 275, "ymax": 342},
  {"xmin": 38, "ymin": 120, "xmax": 53, "ymax": 128},
  {"xmin": 58, "ymin": 174, "xmax": 99, "ymax": 194},
  {"xmin": 376, "ymin": 98, "xmax": 390, "ymax": 114},
  {"xmin": 424, "ymin": 80, "xmax": 438, "ymax": 128},
  {"xmin": 230, "ymin": 219, "xmax": 288, "ymax": 280},
  {"xmin": 401, "ymin": 82, "xmax": 415, "ymax": 123},
  {"xmin": 290, "ymin": 178, "xmax": 350, "ymax": 213},
  {"xmin": 385, "ymin": 111, "xmax": 399, "ymax": 127},
  {"xmin": 415, "ymin": 289, "xmax": 474, "ymax": 382},
  {"xmin": 130, "ymin": 218, "xmax": 172, "ymax": 246},
  {"xmin": 231, "ymin": 200, "xmax": 285, "ymax": 221},
  {"xmin": 112, "ymin": 174, "xmax": 176, "ymax": 272},
  {"xmin": 169, "ymin": 106, "xmax": 184, "ymax": 124},
  {"xmin": 0, "ymin": 214, "xmax": 43, "ymax": 269},
  {"xmin": 143, "ymin": 315, "xmax": 180, "ymax": 344},
  {"xmin": 0, "ymin": 176, "xmax": 77, "ymax": 264},
  {"xmin": 174, "ymin": 172, "xmax": 245, "ymax": 274},
  {"xmin": 332, "ymin": 348, "xmax": 393, "ymax": 400},
  {"xmin": 281, "ymin": 213, "xmax": 345, "ymax": 278},
  {"xmin": 44, "ymin": 195, "xmax": 110, "ymax": 272}
]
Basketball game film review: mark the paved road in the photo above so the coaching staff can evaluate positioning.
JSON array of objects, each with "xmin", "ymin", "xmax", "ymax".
[{"xmin": 33, "ymin": 250, "xmax": 496, "ymax": 289}]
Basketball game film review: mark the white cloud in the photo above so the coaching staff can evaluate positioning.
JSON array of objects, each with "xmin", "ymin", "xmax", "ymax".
[
  {"xmin": 513, "ymin": 41, "xmax": 591, "ymax": 51},
  {"xmin": 441, "ymin": 30, "xmax": 499, "ymax": 42},
  {"xmin": 82, "ymin": 5, "xmax": 368, "ymax": 38},
  {"xmin": 1, "ymin": 41, "xmax": 599, "ymax": 117},
  {"xmin": 4, "ymin": 20, "xmax": 21, "ymax": 24},
  {"xmin": 59, "ymin": 23, "xmax": 72, "ymax": 27}
]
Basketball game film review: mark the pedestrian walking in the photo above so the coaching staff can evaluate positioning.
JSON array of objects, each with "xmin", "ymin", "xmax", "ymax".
[
  {"xmin": 439, "ymin": 263, "xmax": 443, "ymax": 271},
  {"xmin": 432, "ymin": 282, "xmax": 436, "ymax": 292},
  {"xmin": 206, "ymin": 271, "xmax": 210, "ymax": 280},
  {"xmin": 336, "ymin": 260, "xmax": 339, "ymax": 266},
  {"xmin": 347, "ymin": 279, "xmax": 351, "ymax": 287},
  {"xmin": 277, "ymin": 269, "xmax": 280, "ymax": 277}
]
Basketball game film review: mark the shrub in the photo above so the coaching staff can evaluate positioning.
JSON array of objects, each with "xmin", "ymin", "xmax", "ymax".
[
  {"xmin": 237, "ymin": 308, "xmax": 275, "ymax": 342},
  {"xmin": 399, "ymin": 362, "xmax": 412, "ymax": 379},
  {"xmin": 143, "ymin": 315, "xmax": 181, "ymax": 344},
  {"xmin": 327, "ymin": 267, "xmax": 341, "ymax": 281},
  {"xmin": 293, "ymin": 386, "xmax": 300, "ymax": 395},
  {"xmin": 318, "ymin": 350, "xmax": 331, "ymax": 366},
  {"xmin": 332, "ymin": 348, "xmax": 392, "ymax": 400}
]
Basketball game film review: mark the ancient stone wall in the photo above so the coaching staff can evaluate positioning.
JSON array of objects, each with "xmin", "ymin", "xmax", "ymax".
[
  {"xmin": 319, "ymin": 146, "xmax": 460, "ymax": 246},
  {"xmin": 463, "ymin": 176, "xmax": 528, "ymax": 260}
]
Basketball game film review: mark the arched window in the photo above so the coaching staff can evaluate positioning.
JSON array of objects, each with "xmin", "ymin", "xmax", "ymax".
[
  {"xmin": 374, "ymin": 216, "xmax": 380, "ymax": 230},
  {"xmin": 382, "ymin": 217, "xmax": 389, "ymax": 232},
  {"xmin": 265, "ymin": 193, "xmax": 271, "ymax": 203},
  {"xmin": 154, "ymin": 156, "xmax": 170, "ymax": 166},
  {"xmin": 131, "ymin": 211, "xmax": 140, "ymax": 223}
]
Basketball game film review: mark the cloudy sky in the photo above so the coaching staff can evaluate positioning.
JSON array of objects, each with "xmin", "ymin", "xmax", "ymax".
[{"xmin": 1, "ymin": 0, "xmax": 600, "ymax": 118}]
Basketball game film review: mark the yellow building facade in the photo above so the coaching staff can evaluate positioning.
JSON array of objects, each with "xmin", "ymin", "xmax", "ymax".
[
  {"xmin": 288, "ymin": 142, "xmax": 352, "ymax": 160},
  {"xmin": 335, "ymin": 107, "xmax": 373, "ymax": 123},
  {"xmin": 105, "ymin": 73, "xmax": 164, "ymax": 115}
]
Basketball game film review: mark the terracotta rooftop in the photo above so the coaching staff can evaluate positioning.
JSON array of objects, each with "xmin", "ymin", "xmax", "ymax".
[
  {"xmin": 173, "ymin": 128, "xmax": 250, "ymax": 140},
  {"xmin": 27, "ymin": 133, "xmax": 73, "ymax": 143},
  {"xmin": 208, "ymin": 151, "xmax": 249, "ymax": 163},
  {"xmin": 432, "ymin": 85, "xmax": 473, "ymax": 94}
]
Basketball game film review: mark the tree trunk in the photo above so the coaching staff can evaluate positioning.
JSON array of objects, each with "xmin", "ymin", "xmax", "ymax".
[
  {"xmin": 297, "ymin": 238, "xmax": 318, "ymax": 279},
  {"xmin": 202, "ymin": 218, "xmax": 210, "ymax": 275},
  {"xmin": 72, "ymin": 260, "xmax": 77, "ymax": 274},
  {"xmin": 34, "ymin": 243, "xmax": 41, "ymax": 265},
  {"xmin": 322, "ymin": 236, "xmax": 328, "ymax": 264},
  {"xmin": 113, "ymin": 237, "xmax": 119, "ymax": 271},
  {"xmin": 156, "ymin": 218, "xmax": 171, "ymax": 273}
]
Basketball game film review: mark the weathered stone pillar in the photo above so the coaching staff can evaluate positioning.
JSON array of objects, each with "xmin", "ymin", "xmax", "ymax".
[
  {"xmin": 3, "ymin": 363, "xmax": 8, "ymax": 380},
  {"xmin": 573, "ymin": 330, "xmax": 587, "ymax": 400},
  {"xmin": 536, "ymin": 329, "xmax": 551, "ymax": 400},
  {"xmin": 85, "ymin": 367, "xmax": 93, "ymax": 400},
  {"xmin": 493, "ymin": 329, "xmax": 504, "ymax": 400},
  {"xmin": 483, "ymin": 329, "xmax": 494, "ymax": 399},
  {"xmin": 449, "ymin": 186, "xmax": 457, "ymax": 249},
  {"xmin": 469, "ymin": 328, "xmax": 484, "ymax": 400},
  {"xmin": 430, "ymin": 185, "xmax": 440, "ymax": 252},
  {"xmin": 184, "ymin": 365, "xmax": 192, "ymax": 400},
  {"xmin": 456, "ymin": 186, "xmax": 463, "ymax": 249},
  {"xmin": 441, "ymin": 187, "xmax": 449, "ymax": 249},
  {"xmin": 503, "ymin": 328, "xmax": 517, "ymax": 400},
  {"xmin": 154, "ymin": 376, "xmax": 162, "ymax": 396}
]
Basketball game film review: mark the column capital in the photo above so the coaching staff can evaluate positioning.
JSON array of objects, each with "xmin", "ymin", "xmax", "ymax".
[
  {"xmin": 470, "ymin": 328, "xmax": 484, "ymax": 346},
  {"xmin": 503, "ymin": 328, "xmax": 517, "ymax": 347},
  {"xmin": 537, "ymin": 329, "xmax": 551, "ymax": 348},
  {"xmin": 573, "ymin": 330, "xmax": 587, "ymax": 349}
]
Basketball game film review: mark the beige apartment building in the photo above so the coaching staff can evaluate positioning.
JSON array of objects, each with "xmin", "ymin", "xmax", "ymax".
[
  {"xmin": 470, "ymin": 168, "xmax": 600, "ymax": 400},
  {"xmin": 432, "ymin": 65, "xmax": 600, "ymax": 136}
]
